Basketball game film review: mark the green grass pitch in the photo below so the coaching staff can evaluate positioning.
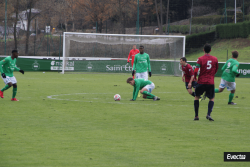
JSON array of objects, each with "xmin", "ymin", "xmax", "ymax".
[{"xmin": 0, "ymin": 72, "xmax": 249, "ymax": 167}]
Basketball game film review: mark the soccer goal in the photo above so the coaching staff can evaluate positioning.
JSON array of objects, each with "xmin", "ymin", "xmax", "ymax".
[{"xmin": 62, "ymin": 32, "xmax": 185, "ymax": 75}]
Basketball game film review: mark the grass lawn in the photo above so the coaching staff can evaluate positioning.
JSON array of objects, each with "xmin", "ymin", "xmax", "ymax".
[
  {"xmin": 186, "ymin": 38, "xmax": 250, "ymax": 63},
  {"xmin": 0, "ymin": 72, "xmax": 249, "ymax": 167}
]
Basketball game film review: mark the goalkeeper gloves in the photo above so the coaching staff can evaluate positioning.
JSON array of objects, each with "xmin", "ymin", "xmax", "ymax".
[
  {"xmin": 1, "ymin": 73, "xmax": 6, "ymax": 78},
  {"xmin": 236, "ymin": 73, "xmax": 240, "ymax": 77},
  {"xmin": 132, "ymin": 70, "xmax": 135, "ymax": 76},
  {"xmin": 19, "ymin": 70, "xmax": 24, "ymax": 74},
  {"xmin": 149, "ymin": 72, "xmax": 152, "ymax": 77}
]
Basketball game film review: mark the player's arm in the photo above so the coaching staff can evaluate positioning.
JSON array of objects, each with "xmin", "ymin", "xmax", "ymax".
[
  {"xmin": 132, "ymin": 55, "xmax": 137, "ymax": 71},
  {"xmin": 132, "ymin": 84, "xmax": 140, "ymax": 101},
  {"xmin": 215, "ymin": 60, "xmax": 219, "ymax": 74},
  {"xmin": 14, "ymin": 65, "xmax": 20, "ymax": 71},
  {"xmin": 182, "ymin": 73, "xmax": 185, "ymax": 82},
  {"xmin": 221, "ymin": 61, "xmax": 227, "ymax": 71},
  {"xmin": 232, "ymin": 64, "xmax": 240, "ymax": 75},
  {"xmin": 188, "ymin": 67, "xmax": 194, "ymax": 88},
  {"xmin": 147, "ymin": 55, "xmax": 151, "ymax": 72},
  {"xmin": 147, "ymin": 55, "xmax": 152, "ymax": 77},
  {"xmin": 194, "ymin": 64, "xmax": 200, "ymax": 79},
  {"xmin": 127, "ymin": 50, "xmax": 132, "ymax": 63},
  {"xmin": 14, "ymin": 65, "xmax": 24, "ymax": 74},
  {"xmin": 0, "ymin": 59, "xmax": 8, "ymax": 74}
]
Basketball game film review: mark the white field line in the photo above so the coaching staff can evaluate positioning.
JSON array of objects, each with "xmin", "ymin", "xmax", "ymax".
[{"xmin": 46, "ymin": 93, "xmax": 249, "ymax": 109}]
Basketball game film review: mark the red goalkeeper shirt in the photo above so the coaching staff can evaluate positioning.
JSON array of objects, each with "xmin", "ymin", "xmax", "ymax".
[
  {"xmin": 196, "ymin": 54, "xmax": 218, "ymax": 85},
  {"xmin": 182, "ymin": 63, "xmax": 194, "ymax": 83},
  {"xmin": 127, "ymin": 49, "xmax": 139, "ymax": 66}
]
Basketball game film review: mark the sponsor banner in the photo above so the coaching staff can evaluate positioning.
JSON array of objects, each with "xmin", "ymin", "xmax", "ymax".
[
  {"xmin": 224, "ymin": 152, "xmax": 250, "ymax": 162},
  {"xmin": 0, "ymin": 57, "xmax": 249, "ymax": 77}
]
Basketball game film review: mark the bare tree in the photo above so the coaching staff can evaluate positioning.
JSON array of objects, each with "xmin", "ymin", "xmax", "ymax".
[
  {"xmin": 13, "ymin": 0, "xmax": 20, "ymax": 49},
  {"xmin": 166, "ymin": 0, "xmax": 169, "ymax": 34},
  {"xmin": 154, "ymin": 0, "xmax": 163, "ymax": 34},
  {"xmin": 80, "ymin": 0, "xmax": 112, "ymax": 33},
  {"xmin": 24, "ymin": 0, "xmax": 40, "ymax": 55}
]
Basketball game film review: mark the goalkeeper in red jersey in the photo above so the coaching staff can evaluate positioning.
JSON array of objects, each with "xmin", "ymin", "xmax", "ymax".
[
  {"xmin": 193, "ymin": 44, "xmax": 218, "ymax": 121},
  {"xmin": 0, "ymin": 50, "xmax": 24, "ymax": 101},
  {"xmin": 127, "ymin": 45, "xmax": 139, "ymax": 79}
]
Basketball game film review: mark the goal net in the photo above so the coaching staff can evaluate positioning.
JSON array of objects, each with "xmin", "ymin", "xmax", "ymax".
[{"xmin": 62, "ymin": 33, "xmax": 185, "ymax": 76}]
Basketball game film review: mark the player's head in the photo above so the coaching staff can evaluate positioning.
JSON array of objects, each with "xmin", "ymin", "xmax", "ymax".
[
  {"xmin": 180, "ymin": 57, "xmax": 187, "ymax": 65},
  {"xmin": 203, "ymin": 43, "xmax": 211, "ymax": 54},
  {"xmin": 231, "ymin": 50, "xmax": 239, "ymax": 59},
  {"xmin": 139, "ymin": 45, "xmax": 144, "ymax": 54},
  {"xmin": 127, "ymin": 77, "xmax": 135, "ymax": 86},
  {"xmin": 133, "ymin": 45, "xmax": 136, "ymax": 50},
  {"xmin": 12, "ymin": 49, "xmax": 19, "ymax": 58}
]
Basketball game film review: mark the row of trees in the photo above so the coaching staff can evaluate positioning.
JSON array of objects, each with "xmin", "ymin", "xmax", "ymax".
[{"xmin": 0, "ymin": 0, "xmax": 247, "ymax": 55}]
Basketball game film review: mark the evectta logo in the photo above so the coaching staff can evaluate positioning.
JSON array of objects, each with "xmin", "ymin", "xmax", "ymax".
[{"xmin": 224, "ymin": 152, "xmax": 250, "ymax": 161}]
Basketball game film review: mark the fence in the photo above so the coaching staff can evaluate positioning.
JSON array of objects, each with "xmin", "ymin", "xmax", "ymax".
[{"xmin": 0, "ymin": 56, "xmax": 249, "ymax": 78}]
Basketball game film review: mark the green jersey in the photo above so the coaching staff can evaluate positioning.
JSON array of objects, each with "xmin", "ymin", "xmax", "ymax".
[
  {"xmin": 0, "ymin": 56, "xmax": 20, "ymax": 77},
  {"xmin": 132, "ymin": 53, "xmax": 151, "ymax": 73},
  {"xmin": 132, "ymin": 79, "xmax": 152, "ymax": 100},
  {"xmin": 221, "ymin": 58, "xmax": 239, "ymax": 82}
]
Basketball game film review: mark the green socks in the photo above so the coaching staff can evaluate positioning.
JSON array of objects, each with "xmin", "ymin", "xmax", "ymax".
[
  {"xmin": 215, "ymin": 88, "xmax": 219, "ymax": 93},
  {"xmin": 142, "ymin": 91, "xmax": 155, "ymax": 99},
  {"xmin": 228, "ymin": 93, "xmax": 234, "ymax": 103},
  {"xmin": 1, "ymin": 85, "xmax": 10, "ymax": 92},
  {"xmin": 12, "ymin": 87, "xmax": 17, "ymax": 99}
]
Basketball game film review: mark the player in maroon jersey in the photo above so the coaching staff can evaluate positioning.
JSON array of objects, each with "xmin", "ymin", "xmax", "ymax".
[
  {"xmin": 180, "ymin": 57, "xmax": 202, "ymax": 100},
  {"xmin": 193, "ymin": 44, "xmax": 218, "ymax": 121}
]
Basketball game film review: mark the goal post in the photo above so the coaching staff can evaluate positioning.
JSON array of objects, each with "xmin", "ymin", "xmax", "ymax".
[{"xmin": 62, "ymin": 32, "xmax": 185, "ymax": 75}]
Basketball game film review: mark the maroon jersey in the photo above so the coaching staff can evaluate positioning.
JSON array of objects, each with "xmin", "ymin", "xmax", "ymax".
[
  {"xmin": 196, "ymin": 54, "xmax": 218, "ymax": 85},
  {"xmin": 182, "ymin": 63, "xmax": 194, "ymax": 83}
]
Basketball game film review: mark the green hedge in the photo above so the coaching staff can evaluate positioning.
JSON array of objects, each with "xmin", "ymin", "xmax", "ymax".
[
  {"xmin": 216, "ymin": 21, "xmax": 250, "ymax": 39},
  {"xmin": 186, "ymin": 30, "xmax": 216, "ymax": 49},
  {"xmin": 168, "ymin": 25, "xmax": 215, "ymax": 34},
  {"xmin": 192, "ymin": 15, "xmax": 234, "ymax": 25}
]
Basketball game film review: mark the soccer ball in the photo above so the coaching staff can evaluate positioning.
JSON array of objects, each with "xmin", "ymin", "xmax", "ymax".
[{"xmin": 114, "ymin": 94, "xmax": 121, "ymax": 101}]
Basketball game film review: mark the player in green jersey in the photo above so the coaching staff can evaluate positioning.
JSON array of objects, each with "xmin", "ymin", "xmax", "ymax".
[
  {"xmin": 132, "ymin": 45, "xmax": 151, "ymax": 80},
  {"xmin": 132, "ymin": 45, "xmax": 151, "ymax": 98},
  {"xmin": 0, "ymin": 50, "xmax": 25, "ymax": 101},
  {"xmin": 127, "ymin": 77, "xmax": 160, "ymax": 101},
  {"xmin": 214, "ymin": 51, "xmax": 240, "ymax": 105}
]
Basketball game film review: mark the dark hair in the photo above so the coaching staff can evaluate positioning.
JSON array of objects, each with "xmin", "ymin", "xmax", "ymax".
[
  {"xmin": 127, "ymin": 77, "xmax": 134, "ymax": 83},
  {"xmin": 232, "ymin": 50, "xmax": 238, "ymax": 58},
  {"xmin": 12, "ymin": 49, "xmax": 18, "ymax": 53},
  {"xmin": 180, "ymin": 57, "xmax": 187, "ymax": 62},
  {"xmin": 139, "ymin": 45, "xmax": 144, "ymax": 48},
  {"xmin": 204, "ymin": 43, "xmax": 211, "ymax": 53}
]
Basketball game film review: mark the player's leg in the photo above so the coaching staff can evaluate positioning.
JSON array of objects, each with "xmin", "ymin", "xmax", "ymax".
[
  {"xmin": 137, "ymin": 72, "xmax": 148, "ymax": 97},
  {"xmin": 186, "ymin": 82, "xmax": 195, "ymax": 97},
  {"xmin": 11, "ymin": 84, "xmax": 18, "ymax": 101},
  {"xmin": 141, "ymin": 83, "xmax": 159, "ymax": 100},
  {"xmin": 142, "ymin": 72, "xmax": 148, "ymax": 81},
  {"xmin": 135, "ymin": 73, "xmax": 141, "ymax": 97},
  {"xmin": 0, "ymin": 76, "xmax": 13, "ymax": 98},
  {"xmin": 10, "ymin": 77, "xmax": 18, "ymax": 101},
  {"xmin": 215, "ymin": 78, "xmax": 226, "ymax": 93},
  {"xmin": 193, "ymin": 84, "xmax": 204, "ymax": 120},
  {"xmin": 205, "ymin": 85, "xmax": 215, "ymax": 121},
  {"xmin": 227, "ymin": 82, "xmax": 236, "ymax": 105}
]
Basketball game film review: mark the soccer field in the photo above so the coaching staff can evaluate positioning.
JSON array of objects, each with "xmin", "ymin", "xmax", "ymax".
[{"xmin": 0, "ymin": 72, "xmax": 249, "ymax": 167}]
